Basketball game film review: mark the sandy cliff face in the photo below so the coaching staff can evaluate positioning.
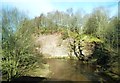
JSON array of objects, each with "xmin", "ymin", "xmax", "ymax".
[{"xmin": 35, "ymin": 33, "xmax": 69, "ymax": 57}]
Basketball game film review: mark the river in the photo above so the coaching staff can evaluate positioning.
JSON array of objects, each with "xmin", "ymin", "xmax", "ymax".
[
  {"xmin": 23, "ymin": 58, "xmax": 115, "ymax": 82},
  {"xmin": 41, "ymin": 58, "xmax": 111, "ymax": 82}
]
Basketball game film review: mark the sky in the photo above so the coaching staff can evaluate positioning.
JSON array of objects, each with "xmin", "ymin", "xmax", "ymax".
[{"xmin": 1, "ymin": 0, "xmax": 119, "ymax": 18}]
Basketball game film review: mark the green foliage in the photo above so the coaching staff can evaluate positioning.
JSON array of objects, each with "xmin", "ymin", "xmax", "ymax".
[
  {"xmin": 104, "ymin": 17, "xmax": 119, "ymax": 49},
  {"xmin": 92, "ymin": 43, "xmax": 110, "ymax": 63},
  {"xmin": 83, "ymin": 7, "xmax": 108, "ymax": 36},
  {"xmin": 60, "ymin": 28, "xmax": 69, "ymax": 40},
  {"xmin": 81, "ymin": 34, "xmax": 104, "ymax": 43},
  {"xmin": 83, "ymin": 15, "xmax": 98, "ymax": 35},
  {"xmin": 2, "ymin": 8, "xmax": 41, "ymax": 81}
]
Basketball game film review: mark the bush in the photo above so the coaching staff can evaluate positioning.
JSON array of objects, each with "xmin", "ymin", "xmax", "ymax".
[
  {"xmin": 2, "ymin": 19, "xmax": 42, "ymax": 82},
  {"xmin": 1, "ymin": 35, "xmax": 39, "ymax": 81}
]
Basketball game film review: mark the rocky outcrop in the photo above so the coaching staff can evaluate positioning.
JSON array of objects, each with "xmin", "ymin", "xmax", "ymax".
[
  {"xmin": 69, "ymin": 39, "xmax": 97, "ymax": 61},
  {"xmin": 80, "ymin": 41, "xmax": 96, "ymax": 60}
]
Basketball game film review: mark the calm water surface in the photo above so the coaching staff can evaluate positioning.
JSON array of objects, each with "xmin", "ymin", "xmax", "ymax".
[{"xmin": 44, "ymin": 59, "xmax": 103, "ymax": 81}]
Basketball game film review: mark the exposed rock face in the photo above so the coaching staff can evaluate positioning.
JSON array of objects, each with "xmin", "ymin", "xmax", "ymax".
[
  {"xmin": 81, "ymin": 41, "xmax": 96, "ymax": 60},
  {"xmin": 68, "ymin": 39, "xmax": 97, "ymax": 60}
]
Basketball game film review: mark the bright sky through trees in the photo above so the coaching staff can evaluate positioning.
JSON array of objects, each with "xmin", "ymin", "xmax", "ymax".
[{"xmin": 1, "ymin": 0, "xmax": 118, "ymax": 18}]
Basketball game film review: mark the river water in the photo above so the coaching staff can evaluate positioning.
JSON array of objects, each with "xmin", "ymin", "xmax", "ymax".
[
  {"xmin": 24, "ymin": 58, "xmax": 115, "ymax": 82},
  {"xmin": 43, "ymin": 59, "xmax": 107, "ymax": 82}
]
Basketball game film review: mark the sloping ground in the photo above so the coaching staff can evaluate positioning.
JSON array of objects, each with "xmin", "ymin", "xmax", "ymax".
[{"xmin": 35, "ymin": 33, "xmax": 70, "ymax": 57}]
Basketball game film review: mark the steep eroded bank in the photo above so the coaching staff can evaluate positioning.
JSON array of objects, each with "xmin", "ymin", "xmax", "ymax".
[{"xmin": 35, "ymin": 33, "xmax": 70, "ymax": 58}]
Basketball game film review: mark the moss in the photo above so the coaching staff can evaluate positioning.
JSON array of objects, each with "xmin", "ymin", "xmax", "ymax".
[
  {"xmin": 81, "ymin": 34, "xmax": 103, "ymax": 43},
  {"xmin": 69, "ymin": 31, "xmax": 78, "ymax": 38}
]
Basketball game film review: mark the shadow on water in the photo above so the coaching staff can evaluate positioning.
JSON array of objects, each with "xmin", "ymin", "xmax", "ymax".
[
  {"xmin": 10, "ymin": 76, "xmax": 46, "ymax": 83},
  {"xmin": 9, "ymin": 76, "xmax": 99, "ymax": 83}
]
